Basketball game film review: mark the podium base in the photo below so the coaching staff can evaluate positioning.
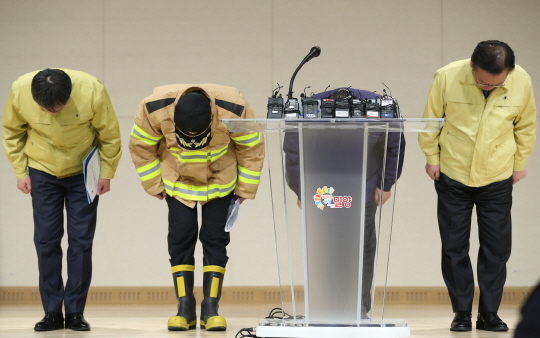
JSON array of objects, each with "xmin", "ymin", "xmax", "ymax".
[{"xmin": 256, "ymin": 319, "xmax": 410, "ymax": 338}]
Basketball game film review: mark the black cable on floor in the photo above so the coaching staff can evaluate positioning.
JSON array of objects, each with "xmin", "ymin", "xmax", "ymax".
[
  {"xmin": 235, "ymin": 307, "xmax": 306, "ymax": 338},
  {"xmin": 266, "ymin": 307, "xmax": 304, "ymax": 320},
  {"xmin": 235, "ymin": 327, "xmax": 256, "ymax": 338}
]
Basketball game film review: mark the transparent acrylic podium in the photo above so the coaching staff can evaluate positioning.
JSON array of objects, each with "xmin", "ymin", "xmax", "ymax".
[{"xmin": 223, "ymin": 118, "xmax": 444, "ymax": 338}]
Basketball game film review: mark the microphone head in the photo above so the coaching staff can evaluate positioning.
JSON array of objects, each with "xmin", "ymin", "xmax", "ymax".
[{"xmin": 303, "ymin": 46, "xmax": 321, "ymax": 63}]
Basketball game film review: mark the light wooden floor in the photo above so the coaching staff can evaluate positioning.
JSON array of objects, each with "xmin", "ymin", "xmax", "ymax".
[{"xmin": 0, "ymin": 303, "xmax": 521, "ymax": 337}]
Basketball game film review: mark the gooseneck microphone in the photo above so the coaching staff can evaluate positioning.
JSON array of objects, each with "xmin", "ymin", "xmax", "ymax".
[
  {"xmin": 302, "ymin": 46, "xmax": 322, "ymax": 63},
  {"xmin": 287, "ymin": 46, "xmax": 321, "ymax": 99}
]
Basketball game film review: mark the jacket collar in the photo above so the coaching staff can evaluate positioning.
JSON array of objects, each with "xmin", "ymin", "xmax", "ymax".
[{"xmin": 459, "ymin": 64, "xmax": 476, "ymax": 86}]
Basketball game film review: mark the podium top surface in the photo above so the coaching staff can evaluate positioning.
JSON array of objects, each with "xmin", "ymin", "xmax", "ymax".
[{"xmin": 222, "ymin": 118, "xmax": 445, "ymax": 133}]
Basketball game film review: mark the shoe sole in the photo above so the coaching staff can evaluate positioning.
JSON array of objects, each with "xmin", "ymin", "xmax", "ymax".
[
  {"xmin": 66, "ymin": 326, "xmax": 90, "ymax": 331},
  {"xmin": 34, "ymin": 326, "xmax": 64, "ymax": 331},
  {"xmin": 476, "ymin": 321, "xmax": 508, "ymax": 331},
  {"xmin": 450, "ymin": 327, "xmax": 472, "ymax": 332},
  {"xmin": 168, "ymin": 325, "xmax": 196, "ymax": 331},
  {"xmin": 65, "ymin": 324, "xmax": 90, "ymax": 331},
  {"xmin": 201, "ymin": 325, "xmax": 226, "ymax": 331}
]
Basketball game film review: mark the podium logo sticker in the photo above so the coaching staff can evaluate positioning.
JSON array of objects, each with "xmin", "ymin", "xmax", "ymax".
[{"xmin": 314, "ymin": 186, "xmax": 352, "ymax": 210}]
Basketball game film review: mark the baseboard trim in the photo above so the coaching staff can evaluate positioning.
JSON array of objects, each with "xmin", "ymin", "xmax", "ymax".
[{"xmin": 0, "ymin": 286, "xmax": 534, "ymax": 305}]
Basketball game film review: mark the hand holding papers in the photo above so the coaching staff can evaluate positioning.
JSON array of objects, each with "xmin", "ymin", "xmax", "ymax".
[
  {"xmin": 224, "ymin": 197, "xmax": 240, "ymax": 232},
  {"xmin": 83, "ymin": 145, "xmax": 101, "ymax": 204}
]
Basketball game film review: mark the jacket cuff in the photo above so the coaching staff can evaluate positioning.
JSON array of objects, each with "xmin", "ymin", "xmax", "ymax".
[
  {"xmin": 146, "ymin": 184, "xmax": 165, "ymax": 196},
  {"xmin": 234, "ymin": 188, "xmax": 255, "ymax": 200},
  {"xmin": 514, "ymin": 161, "xmax": 527, "ymax": 172},
  {"xmin": 16, "ymin": 172, "xmax": 28, "ymax": 180},
  {"xmin": 100, "ymin": 167, "xmax": 116, "ymax": 179},
  {"xmin": 426, "ymin": 154, "xmax": 440, "ymax": 165}
]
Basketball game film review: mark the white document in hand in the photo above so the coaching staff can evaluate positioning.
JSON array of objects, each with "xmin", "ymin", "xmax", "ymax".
[
  {"xmin": 83, "ymin": 145, "xmax": 101, "ymax": 204},
  {"xmin": 224, "ymin": 198, "xmax": 240, "ymax": 232}
]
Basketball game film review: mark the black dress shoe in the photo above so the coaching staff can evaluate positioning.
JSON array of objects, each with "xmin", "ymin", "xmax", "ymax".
[
  {"xmin": 34, "ymin": 312, "xmax": 64, "ymax": 331},
  {"xmin": 450, "ymin": 311, "xmax": 472, "ymax": 331},
  {"xmin": 65, "ymin": 313, "xmax": 91, "ymax": 331},
  {"xmin": 476, "ymin": 312, "xmax": 508, "ymax": 331}
]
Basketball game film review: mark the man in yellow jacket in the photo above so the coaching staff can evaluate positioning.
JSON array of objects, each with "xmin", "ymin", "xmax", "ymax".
[
  {"xmin": 129, "ymin": 85, "xmax": 264, "ymax": 331},
  {"xmin": 2, "ymin": 69, "xmax": 122, "ymax": 331},
  {"xmin": 419, "ymin": 41, "xmax": 536, "ymax": 332}
]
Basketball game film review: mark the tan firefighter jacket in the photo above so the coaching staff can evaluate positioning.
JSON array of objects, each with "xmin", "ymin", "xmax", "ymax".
[{"xmin": 129, "ymin": 84, "xmax": 265, "ymax": 208}]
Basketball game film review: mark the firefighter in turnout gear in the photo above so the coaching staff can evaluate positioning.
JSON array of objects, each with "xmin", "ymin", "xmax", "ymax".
[{"xmin": 129, "ymin": 85, "xmax": 264, "ymax": 331}]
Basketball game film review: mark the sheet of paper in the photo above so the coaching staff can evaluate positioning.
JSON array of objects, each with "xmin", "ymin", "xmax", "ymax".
[
  {"xmin": 224, "ymin": 198, "xmax": 240, "ymax": 232},
  {"xmin": 83, "ymin": 145, "xmax": 101, "ymax": 204}
]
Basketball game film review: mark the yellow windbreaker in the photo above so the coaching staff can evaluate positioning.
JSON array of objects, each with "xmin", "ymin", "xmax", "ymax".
[
  {"xmin": 419, "ymin": 59, "xmax": 536, "ymax": 187},
  {"xmin": 129, "ymin": 84, "xmax": 265, "ymax": 208},
  {"xmin": 2, "ymin": 69, "xmax": 122, "ymax": 179}
]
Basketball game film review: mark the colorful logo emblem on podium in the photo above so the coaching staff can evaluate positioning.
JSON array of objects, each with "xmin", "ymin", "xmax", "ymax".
[{"xmin": 314, "ymin": 186, "xmax": 352, "ymax": 210}]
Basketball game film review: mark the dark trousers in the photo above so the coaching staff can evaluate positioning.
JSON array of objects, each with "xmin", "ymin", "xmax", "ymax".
[
  {"xmin": 435, "ymin": 173, "xmax": 512, "ymax": 313},
  {"xmin": 166, "ymin": 193, "xmax": 234, "ymax": 268},
  {"xmin": 361, "ymin": 201, "xmax": 377, "ymax": 314},
  {"xmin": 29, "ymin": 168, "xmax": 98, "ymax": 314}
]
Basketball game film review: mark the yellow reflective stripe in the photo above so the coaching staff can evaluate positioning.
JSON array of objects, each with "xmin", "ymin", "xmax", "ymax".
[
  {"xmin": 163, "ymin": 178, "xmax": 207, "ymax": 201},
  {"xmin": 210, "ymin": 145, "xmax": 228, "ymax": 162},
  {"xmin": 130, "ymin": 124, "xmax": 162, "ymax": 145},
  {"xmin": 165, "ymin": 190, "xmax": 206, "ymax": 201},
  {"xmin": 237, "ymin": 165, "xmax": 261, "ymax": 177},
  {"xmin": 203, "ymin": 265, "xmax": 226, "ymax": 274},
  {"xmin": 141, "ymin": 168, "xmax": 161, "ymax": 181},
  {"xmin": 207, "ymin": 178, "xmax": 236, "ymax": 200},
  {"xmin": 171, "ymin": 146, "xmax": 228, "ymax": 164},
  {"xmin": 238, "ymin": 177, "xmax": 259, "ymax": 184},
  {"xmin": 171, "ymin": 265, "xmax": 195, "ymax": 273},
  {"xmin": 162, "ymin": 178, "xmax": 236, "ymax": 201},
  {"xmin": 172, "ymin": 149, "xmax": 208, "ymax": 163},
  {"xmin": 181, "ymin": 150, "xmax": 208, "ymax": 156},
  {"xmin": 210, "ymin": 277, "xmax": 219, "ymax": 298},
  {"xmin": 231, "ymin": 133, "xmax": 257, "ymax": 142},
  {"xmin": 131, "ymin": 132, "xmax": 155, "ymax": 145},
  {"xmin": 137, "ymin": 159, "xmax": 160, "ymax": 173},
  {"xmin": 231, "ymin": 132, "xmax": 261, "ymax": 147},
  {"xmin": 134, "ymin": 124, "xmax": 161, "ymax": 140},
  {"xmin": 237, "ymin": 165, "xmax": 261, "ymax": 185},
  {"xmin": 172, "ymin": 153, "xmax": 208, "ymax": 163},
  {"xmin": 177, "ymin": 276, "xmax": 186, "ymax": 297},
  {"xmin": 170, "ymin": 147, "xmax": 180, "ymax": 151},
  {"xmin": 136, "ymin": 159, "xmax": 161, "ymax": 182}
]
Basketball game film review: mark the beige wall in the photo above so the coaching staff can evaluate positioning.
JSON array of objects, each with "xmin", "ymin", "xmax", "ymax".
[{"xmin": 1, "ymin": 0, "xmax": 539, "ymax": 288}]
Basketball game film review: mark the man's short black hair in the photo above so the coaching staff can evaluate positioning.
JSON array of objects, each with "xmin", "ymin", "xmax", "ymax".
[
  {"xmin": 471, "ymin": 40, "xmax": 515, "ymax": 74},
  {"xmin": 31, "ymin": 68, "xmax": 72, "ymax": 111}
]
